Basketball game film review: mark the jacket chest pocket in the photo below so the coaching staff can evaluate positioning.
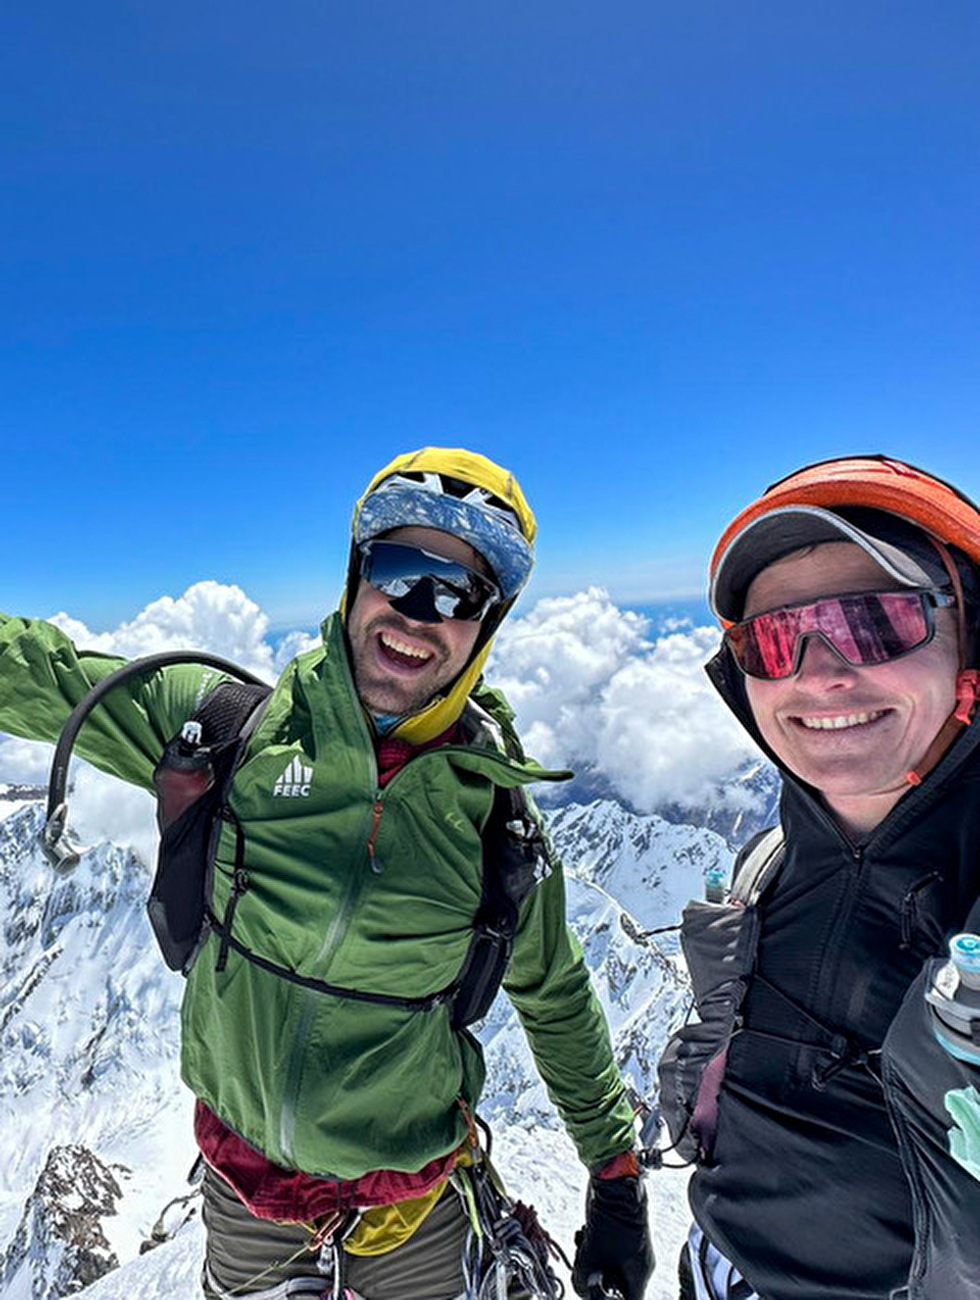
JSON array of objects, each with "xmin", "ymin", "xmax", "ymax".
[{"xmin": 898, "ymin": 871, "xmax": 949, "ymax": 958}]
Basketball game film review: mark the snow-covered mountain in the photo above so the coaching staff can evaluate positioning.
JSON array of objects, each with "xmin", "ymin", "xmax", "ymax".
[
  {"xmin": 650, "ymin": 760, "xmax": 782, "ymax": 849},
  {"xmin": 550, "ymin": 798, "xmax": 732, "ymax": 935},
  {"xmin": 0, "ymin": 787, "xmax": 743, "ymax": 1299},
  {"xmin": 0, "ymin": 800, "xmax": 194, "ymax": 1298}
]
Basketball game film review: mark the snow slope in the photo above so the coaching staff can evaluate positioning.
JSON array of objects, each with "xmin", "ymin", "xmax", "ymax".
[{"xmin": 0, "ymin": 792, "xmax": 731, "ymax": 1298}]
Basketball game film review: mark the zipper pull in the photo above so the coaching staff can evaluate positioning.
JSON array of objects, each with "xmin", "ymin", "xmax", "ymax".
[
  {"xmin": 899, "ymin": 871, "xmax": 943, "ymax": 949},
  {"xmin": 367, "ymin": 797, "xmax": 384, "ymax": 874}
]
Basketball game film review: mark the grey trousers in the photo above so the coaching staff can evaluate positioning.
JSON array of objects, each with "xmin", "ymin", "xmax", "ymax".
[{"xmin": 201, "ymin": 1164, "xmax": 528, "ymax": 1300}]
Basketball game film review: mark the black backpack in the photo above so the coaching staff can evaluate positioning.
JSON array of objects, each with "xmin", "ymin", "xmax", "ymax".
[
  {"xmin": 656, "ymin": 826, "xmax": 785, "ymax": 1165},
  {"xmin": 41, "ymin": 652, "xmax": 550, "ymax": 1030}
]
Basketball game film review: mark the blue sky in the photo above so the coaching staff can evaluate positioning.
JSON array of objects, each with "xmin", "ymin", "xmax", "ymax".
[{"xmin": 2, "ymin": 1, "xmax": 978, "ymax": 631}]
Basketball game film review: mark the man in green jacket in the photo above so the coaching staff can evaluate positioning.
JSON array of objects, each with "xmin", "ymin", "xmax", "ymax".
[{"xmin": 0, "ymin": 447, "xmax": 652, "ymax": 1300}]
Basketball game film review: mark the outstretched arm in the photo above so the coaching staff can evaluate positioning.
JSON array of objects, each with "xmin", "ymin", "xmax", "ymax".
[{"xmin": 0, "ymin": 611, "xmax": 223, "ymax": 790}]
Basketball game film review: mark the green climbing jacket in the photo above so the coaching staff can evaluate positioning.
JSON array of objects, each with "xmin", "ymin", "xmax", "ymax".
[{"xmin": 0, "ymin": 610, "xmax": 635, "ymax": 1179}]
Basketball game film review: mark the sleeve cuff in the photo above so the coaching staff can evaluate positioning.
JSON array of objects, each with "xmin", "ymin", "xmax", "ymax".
[{"xmin": 594, "ymin": 1149, "xmax": 641, "ymax": 1179}]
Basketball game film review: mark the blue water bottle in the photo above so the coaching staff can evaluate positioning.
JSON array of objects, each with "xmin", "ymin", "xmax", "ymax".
[
  {"xmin": 704, "ymin": 865, "xmax": 728, "ymax": 904},
  {"xmin": 925, "ymin": 933, "xmax": 980, "ymax": 1066}
]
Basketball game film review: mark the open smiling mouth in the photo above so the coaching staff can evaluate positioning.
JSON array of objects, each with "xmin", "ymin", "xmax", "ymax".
[
  {"xmin": 377, "ymin": 629, "xmax": 436, "ymax": 670},
  {"xmin": 795, "ymin": 710, "xmax": 887, "ymax": 731}
]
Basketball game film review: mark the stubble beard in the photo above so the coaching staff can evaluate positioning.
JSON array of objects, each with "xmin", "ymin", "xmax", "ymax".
[{"xmin": 349, "ymin": 614, "xmax": 454, "ymax": 718}]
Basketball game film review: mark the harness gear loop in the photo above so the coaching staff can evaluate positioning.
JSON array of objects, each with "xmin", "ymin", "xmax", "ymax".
[
  {"xmin": 452, "ymin": 1131, "xmax": 565, "ymax": 1300},
  {"xmin": 309, "ymin": 1207, "xmax": 360, "ymax": 1253}
]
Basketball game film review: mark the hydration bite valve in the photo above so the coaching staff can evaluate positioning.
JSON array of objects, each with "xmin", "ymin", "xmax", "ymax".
[
  {"xmin": 926, "ymin": 933, "xmax": 980, "ymax": 1066},
  {"xmin": 40, "ymin": 801, "xmax": 86, "ymax": 873},
  {"xmin": 180, "ymin": 719, "xmax": 204, "ymax": 748}
]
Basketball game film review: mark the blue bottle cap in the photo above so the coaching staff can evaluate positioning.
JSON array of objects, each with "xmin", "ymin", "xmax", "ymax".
[
  {"xmin": 704, "ymin": 865, "xmax": 728, "ymax": 902},
  {"xmin": 950, "ymin": 933, "xmax": 980, "ymax": 964},
  {"xmin": 949, "ymin": 934, "xmax": 980, "ymax": 984}
]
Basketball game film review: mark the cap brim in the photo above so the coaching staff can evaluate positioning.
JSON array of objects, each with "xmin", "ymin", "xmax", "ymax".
[{"xmin": 711, "ymin": 505, "xmax": 946, "ymax": 621}]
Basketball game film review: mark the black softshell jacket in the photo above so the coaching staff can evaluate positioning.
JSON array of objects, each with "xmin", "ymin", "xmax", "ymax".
[{"xmin": 687, "ymin": 649, "xmax": 980, "ymax": 1300}]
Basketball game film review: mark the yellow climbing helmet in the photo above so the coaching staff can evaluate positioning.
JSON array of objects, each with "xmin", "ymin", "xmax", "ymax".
[
  {"xmin": 353, "ymin": 447, "xmax": 536, "ymax": 602},
  {"xmin": 346, "ymin": 447, "xmax": 536, "ymax": 743}
]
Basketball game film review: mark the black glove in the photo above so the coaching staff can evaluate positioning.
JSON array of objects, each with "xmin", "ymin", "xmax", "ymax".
[{"xmin": 572, "ymin": 1172, "xmax": 654, "ymax": 1300}]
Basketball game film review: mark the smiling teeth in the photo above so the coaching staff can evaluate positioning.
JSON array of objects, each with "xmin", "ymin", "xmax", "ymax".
[
  {"xmin": 380, "ymin": 631, "xmax": 432, "ymax": 661},
  {"xmin": 799, "ymin": 711, "xmax": 885, "ymax": 731}
]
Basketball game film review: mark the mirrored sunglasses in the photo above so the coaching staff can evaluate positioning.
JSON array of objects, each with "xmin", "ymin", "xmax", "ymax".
[
  {"xmin": 358, "ymin": 540, "xmax": 501, "ymax": 622},
  {"xmin": 725, "ymin": 589, "xmax": 956, "ymax": 681}
]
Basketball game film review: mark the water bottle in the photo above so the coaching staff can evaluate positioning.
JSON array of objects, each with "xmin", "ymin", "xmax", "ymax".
[
  {"xmin": 925, "ymin": 933, "xmax": 980, "ymax": 1065},
  {"xmin": 153, "ymin": 719, "xmax": 215, "ymax": 827},
  {"xmin": 704, "ymin": 865, "xmax": 728, "ymax": 904}
]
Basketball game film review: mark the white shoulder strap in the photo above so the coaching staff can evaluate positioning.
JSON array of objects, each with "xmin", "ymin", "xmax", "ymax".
[{"xmin": 731, "ymin": 825, "xmax": 786, "ymax": 906}]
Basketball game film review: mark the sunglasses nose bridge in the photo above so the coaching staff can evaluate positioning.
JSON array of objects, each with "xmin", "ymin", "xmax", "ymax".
[
  {"xmin": 387, "ymin": 577, "xmax": 445, "ymax": 624},
  {"xmin": 792, "ymin": 628, "xmax": 858, "ymax": 677}
]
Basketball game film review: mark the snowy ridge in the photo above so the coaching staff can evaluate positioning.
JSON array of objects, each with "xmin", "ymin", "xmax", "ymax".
[
  {"xmin": 0, "ymin": 794, "xmax": 725, "ymax": 1298},
  {"xmin": 0, "ymin": 801, "xmax": 196, "ymax": 1296},
  {"xmin": 3, "ymin": 1145, "xmax": 124, "ymax": 1299},
  {"xmin": 549, "ymin": 798, "xmax": 733, "ymax": 935}
]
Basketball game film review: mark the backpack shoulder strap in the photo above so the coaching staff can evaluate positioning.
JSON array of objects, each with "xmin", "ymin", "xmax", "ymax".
[
  {"xmin": 191, "ymin": 680, "xmax": 272, "ymax": 754},
  {"xmin": 730, "ymin": 824, "xmax": 786, "ymax": 906},
  {"xmin": 42, "ymin": 651, "xmax": 268, "ymax": 872},
  {"xmin": 481, "ymin": 784, "xmax": 553, "ymax": 917},
  {"xmin": 448, "ymin": 784, "xmax": 554, "ymax": 1030}
]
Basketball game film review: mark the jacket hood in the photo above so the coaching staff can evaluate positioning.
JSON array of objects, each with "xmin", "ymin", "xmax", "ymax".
[
  {"xmin": 705, "ymin": 640, "xmax": 773, "ymax": 765},
  {"xmin": 341, "ymin": 447, "xmax": 535, "ymax": 744}
]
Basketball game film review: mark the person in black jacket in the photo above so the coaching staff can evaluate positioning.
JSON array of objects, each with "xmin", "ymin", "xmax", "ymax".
[{"xmin": 659, "ymin": 456, "xmax": 980, "ymax": 1300}]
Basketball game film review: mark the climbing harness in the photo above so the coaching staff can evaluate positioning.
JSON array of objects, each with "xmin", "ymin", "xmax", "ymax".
[{"xmin": 202, "ymin": 1207, "xmax": 361, "ymax": 1300}]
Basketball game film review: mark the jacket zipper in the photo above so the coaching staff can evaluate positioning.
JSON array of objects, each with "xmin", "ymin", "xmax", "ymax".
[
  {"xmin": 899, "ymin": 872, "xmax": 944, "ymax": 950},
  {"xmin": 215, "ymin": 809, "xmax": 250, "ymax": 973},
  {"xmin": 278, "ymin": 713, "xmax": 382, "ymax": 1162},
  {"xmin": 804, "ymin": 839, "xmax": 865, "ymax": 1085},
  {"xmin": 279, "ymin": 709, "xmax": 391, "ymax": 1163}
]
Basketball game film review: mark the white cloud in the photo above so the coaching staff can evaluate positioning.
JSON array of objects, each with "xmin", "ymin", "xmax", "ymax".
[
  {"xmin": 0, "ymin": 734, "xmax": 54, "ymax": 786},
  {"xmin": 488, "ymin": 589, "xmax": 650, "ymax": 769},
  {"xmin": 2, "ymin": 582, "xmax": 282, "ymax": 862},
  {"xmin": 50, "ymin": 581, "xmax": 277, "ymax": 681},
  {"xmin": 271, "ymin": 629, "xmax": 321, "ymax": 673},
  {"xmin": 69, "ymin": 765, "xmax": 159, "ymax": 870},
  {"xmin": 490, "ymin": 588, "xmax": 762, "ymax": 813},
  {"xmin": 1, "ymin": 582, "xmax": 762, "ymax": 828}
]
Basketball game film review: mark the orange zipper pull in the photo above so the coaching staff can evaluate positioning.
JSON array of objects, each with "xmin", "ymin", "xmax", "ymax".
[{"xmin": 367, "ymin": 797, "xmax": 384, "ymax": 873}]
